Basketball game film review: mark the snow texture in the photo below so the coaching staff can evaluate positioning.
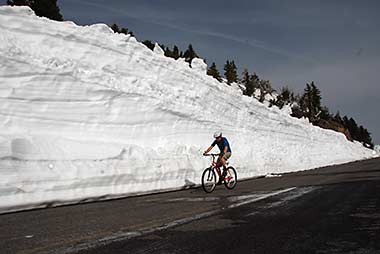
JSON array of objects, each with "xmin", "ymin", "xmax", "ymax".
[
  {"xmin": 374, "ymin": 145, "xmax": 380, "ymax": 155},
  {"xmin": 0, "ymin": 6, "xmax": 375, "ymax": 213}
]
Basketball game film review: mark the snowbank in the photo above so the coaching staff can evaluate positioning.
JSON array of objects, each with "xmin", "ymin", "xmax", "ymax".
[{"xmin": 0, "ymin": 6, "xmax": 374, "ymax": 213}]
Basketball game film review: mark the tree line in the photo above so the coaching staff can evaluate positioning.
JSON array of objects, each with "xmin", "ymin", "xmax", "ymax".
[
  {"xmin": 141, "ymin": 40, "xmax": 199, "ymax": 64},
  {"xmin": 7, "ymin": 0, "xmax": 373, "ymax": 148},
  {"xmin": 138, "ymin": 34, "xmax": 374, "ymax": 148},
  {"xmin": 271, "ymin": 82, "xmax": 373, "ymax": 148},
  {"xmin": 202, "ymin": 59, "xmax": 373, "ymax": 148}
]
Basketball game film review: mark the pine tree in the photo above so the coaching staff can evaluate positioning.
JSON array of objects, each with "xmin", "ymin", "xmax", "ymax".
[
  {"xmin": 120, "ymin": 27, "xmax": 129, "ymax": 35},
  {"xmin": 142, "ymin": 40, "xmax": 155, "ymax": 50},
  {"xmin": 172, "ymin": 45, "xmax": 180, "ymax": 60},
  {"xmin": 348, "ymin": 117, "xmax": 359, "ymax": 140},
  {"xmin": 223, "ymin": 60, "xmax": 230, "ymax": 83},
  {"xmin": 310, "ymin": 81, "xmax": 322, "ymax": 113},
  {"xmin": 110, "ymin": 24, "xmax": 120, "ymax": 33},
  {"xmin": 258, "ymin": 79, "xmax": 273, "ymax": 102},
  {"xmin": 183, "ymin": 44, "xmax": 198, "ymax": 63},
  {"xmin": 299, "ymin": 82, "xmax": 323, "ymax": 121},
  {"xmin": 223, "ymin": 60, "xmax": 238, "ymax": 85},
  {"xmin": 110, "ymin": 24, "xmax": 132, "ymax": 35},
  {"xmin": 358, "ymin": 126, "xmax": 374, "ymax": 148},
  {"xmin": 164, "ymin": 47, "xmax": 173, "ymax": 58},
  {"xmin": 161, "ymin": 46, "xmax": 181, "ymax": 60},
  {"xmin": 207, "ymin": 62, "xmax": 222, "ymax": 82},
  {"xmin": 241, "ymin": 69, "xmax": 250, "ymax": 95},
  {"xmin": 341, "ymin": 116, "xmax": 373, "ymax": 148},
  {"xmin": 32, "ymin": 0, "xmax": 63, "ymax": 21},
  {"xmin": 8, "ymin": 0, "xmax": 64, "ymax": 21},
  {"xmin": 334, "ymin": 111, "xmax": 343, "ymax": 124},
  {"xmin": 241, "ymin": 69, "xmax": 259, "ymax": 97},
  {"xmin": 7, "ymin": 0, "xmax": 30, "ymax": 5},
  {"xmin": 342, "ymin": 116, "xmax": 350, "ymax": 129},
  {"xmin": 319, "ymin": 106, "xmax": 331, "ymax": 120},
  {"xmin": 231, "ymin": 61, "xmax": 238, "ymax": 83},
  {"xmin": 300, "ymin": 83, "xmax": 311, "ymax": 119},
  {"xmin": 272, "ymin": 86, "xmax": 294, "ymax": 109}
]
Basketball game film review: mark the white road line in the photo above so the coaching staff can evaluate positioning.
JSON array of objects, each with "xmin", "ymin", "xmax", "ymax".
[
  {"xmin": 228, "ymin": 187, "xmax": 296, "ymax": 209},
  {"xmin": 245, "ymin": 187, "xmax": 316, "ymax": 216}
]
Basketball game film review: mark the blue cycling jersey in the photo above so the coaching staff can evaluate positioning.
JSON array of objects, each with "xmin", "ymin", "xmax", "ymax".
[{"xmin": 211, "ymin": 137, "xmax": 232, "ymax": 153}]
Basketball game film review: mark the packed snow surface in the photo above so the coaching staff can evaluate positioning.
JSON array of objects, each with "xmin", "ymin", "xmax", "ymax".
[{"xmin": 0, "ymin": 6, "xmax": 375, "ymax": 213}]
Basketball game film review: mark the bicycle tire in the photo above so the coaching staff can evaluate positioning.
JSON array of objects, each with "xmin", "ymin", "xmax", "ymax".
[
  {"xmin": 201, "ymin": 167, "xmax": 217, "ymax": 193},
  {"xmin": 224, "ymin": 166, "xmax": 237, "ymax": 190}
]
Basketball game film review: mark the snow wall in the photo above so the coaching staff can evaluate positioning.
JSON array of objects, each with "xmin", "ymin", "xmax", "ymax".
[{"xmin": 0, "ymin": 6, "xmax": 376, "ymax": 213}]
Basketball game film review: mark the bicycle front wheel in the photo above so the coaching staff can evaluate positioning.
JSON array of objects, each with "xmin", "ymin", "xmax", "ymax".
[
  {"xmin": 224, "ymin": 166, "xmax": 237, "ymax": 190},
  {"xmin": 201, "ymin": 167, "xmax": 217, "ymax": 193}
]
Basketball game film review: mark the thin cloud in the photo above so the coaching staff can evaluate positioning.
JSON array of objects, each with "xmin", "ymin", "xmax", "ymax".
[{"xmin": 74, "ymin": 0, "xmax": 318, "ymax": 65}]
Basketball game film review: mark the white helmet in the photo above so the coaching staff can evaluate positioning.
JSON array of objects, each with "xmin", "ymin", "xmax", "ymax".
[{"xmin": 213, "ymin": 131, "xmax": 222, "ymax": 138}]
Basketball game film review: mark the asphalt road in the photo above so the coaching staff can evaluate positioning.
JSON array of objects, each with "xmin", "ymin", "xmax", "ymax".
[{"xmin": 1, "ymin": 158, "xmax": 380, "ymax": 254}]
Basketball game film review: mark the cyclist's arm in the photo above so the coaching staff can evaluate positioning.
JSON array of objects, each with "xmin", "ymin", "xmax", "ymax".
[
  {"xmin": 204, "ymin": 140, "xmax": 218, "ymax": 155},
  {"xmin": 203, "ymin": 145, "xmax": 214, "ymax": 155}
]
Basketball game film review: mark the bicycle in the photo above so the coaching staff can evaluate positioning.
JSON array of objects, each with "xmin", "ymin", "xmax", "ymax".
[{"xmin": 201, "ymin": 153, "xmax": 237, "ymax": 193}]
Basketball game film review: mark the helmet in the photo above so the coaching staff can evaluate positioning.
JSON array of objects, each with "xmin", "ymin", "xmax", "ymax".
[{"xmin": 213, "ymin": 131, "xmax": 222, "ymax": 138}]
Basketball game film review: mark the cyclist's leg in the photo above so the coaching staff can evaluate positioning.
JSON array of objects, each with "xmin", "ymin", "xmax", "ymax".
[
  {"xmin": 216, "ymin": 166, "xmax": 223, "ymax": 185},
  {"xmin": 222, "ymin": 153, "xmax": 232, "ymax": 176},
  {"xmin": 215, "ymin": 157, "xmax": 224, "ymax": 185},
  {"xmin": 221, "ymin": 157, "xmax": 226, "ymax": 169}
]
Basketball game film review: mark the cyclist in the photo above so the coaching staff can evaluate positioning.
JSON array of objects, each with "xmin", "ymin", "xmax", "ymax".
[{"xmin": 203, "ymin": 132, "xmax": 232, "ymax": 182}]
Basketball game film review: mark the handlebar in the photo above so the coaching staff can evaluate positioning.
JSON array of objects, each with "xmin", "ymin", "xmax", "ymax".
[{"xmin": 203, "ymin": 153, "xmax": 221, "ymax": 157}]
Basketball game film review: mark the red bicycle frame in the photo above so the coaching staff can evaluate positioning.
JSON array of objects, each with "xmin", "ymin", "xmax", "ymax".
[{"xmin": 208, "ymin": 154, "xmax": 223, "ymax": 177}]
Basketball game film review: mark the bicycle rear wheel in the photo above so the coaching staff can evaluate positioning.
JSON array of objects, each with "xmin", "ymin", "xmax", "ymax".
[
  {"xmin": 224, "ymin": 166, "xmax": 237, "ymax": 190},
  {"xmin": 201, "ymin": 167, "xmax": 216, "ymax": 193}
]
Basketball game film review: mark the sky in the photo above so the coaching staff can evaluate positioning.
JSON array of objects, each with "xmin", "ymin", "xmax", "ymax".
[{"xmin": 1, "ymin": 0, "xmax": 379, "ymax": 144}]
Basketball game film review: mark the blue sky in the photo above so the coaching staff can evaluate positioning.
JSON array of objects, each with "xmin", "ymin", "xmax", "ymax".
[{"xmin": 2, "ymin": 0, "xmax": 379, "ymax": 144}]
